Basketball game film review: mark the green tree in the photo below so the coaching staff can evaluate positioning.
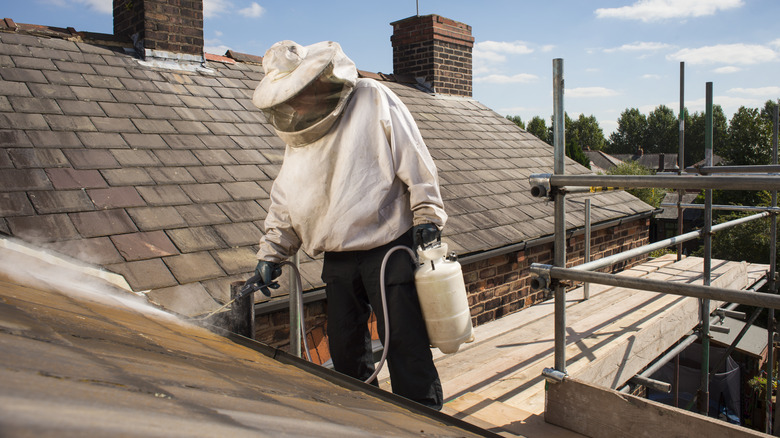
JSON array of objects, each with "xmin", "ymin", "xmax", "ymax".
[
  {"xmin": 506, "ymin": 115, "xmax": 525, "ymax": 129},
  {"xmin": 724, "ymin": 106, "xmax": 773, "ymax": 166},
  {"xmin": 607, "ymin": 160, "xmax": 665, "ymax": 207},
  {"xmin": 552, "ymin": 113, "xmax": 590, "ymax": 169},
  {"xmin": 526, "ymin": 116, "xmax": 550, "ymax": 144},
  {"xmin": 694, "ymin": 212, "xmax": 780, "ymax": 265},
  {"xmin": 570, "ymin": 114, "xmax": 606, "ymax": 151},
  {"xmin": 646, "ymin": 105, "xmax": 678, "ymax": 154},
  {"xmin": 683, "ymin": 105, "xmax": 727, "ymax": 167},
  {"xmin": 606, "ymin": 108, "xmax": 647, "ymax": 155}
]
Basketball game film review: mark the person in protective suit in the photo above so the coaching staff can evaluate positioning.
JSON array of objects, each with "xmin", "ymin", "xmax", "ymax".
[{"xmin": 247, "ymin": 40, "xmax": 446, "ymax": 410}]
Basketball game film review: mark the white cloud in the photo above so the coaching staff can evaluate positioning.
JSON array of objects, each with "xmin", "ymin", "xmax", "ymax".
[
  {"xmin": 203, "ymin": 0, "xmax": 233, "ymax": 18},
  {"xmin": 714, "ymin": 66, "xmax": 741, "ymax": 74},
  {"xmin": 604, "ymin": 41, "xmax": 672, "ymax": 53},
  {"xmin": 475, "ymin": 41, "xmax": 534, "ymax": 55},
  {"xmin": 540, "ymin": 45, "xmax": 555, "ymax": 53},
  {"xmin": 595, "ymin": 0, "xmax": 744, "ymax": 22},
  {"xmin": 474, "ymin": 73, "xmax": 538, "ymax": 84},
  {"xmin": 771, "ymin": 39, "xmax": 780, "ymax": 49},
  {"xmin": 567, "ymin": 87, "xmax": 619, "ymax": 98},
  {"xmin": 204, "ymin": 43, "xmax": 231, "ymax": 55},
  {"xmin": 75, "ymin": 0, "xmax": 112, "ymax": 14},
  {"xmin": 727, "ymin": 86, "xmax": 780, "ymax": 96},
  {"xmin": 239, "ymin": 2, "xmax": 265, "ymax": 18},
  {"xmin": 641, "ymin": 74, "xmax": 661, "ymax": 79},
  {"xmin": 475, "ymin": 51, "xmax": 507, "ymax": 64},
  {"xmin": 667, "ymin": 44, "xmax": 777, "ymax": 65}
]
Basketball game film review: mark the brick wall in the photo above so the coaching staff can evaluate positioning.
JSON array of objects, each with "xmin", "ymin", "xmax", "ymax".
[
  {"xmin": 255, "ymin": 218, "xmax": 650, "ymax": 365},
  {"xmin": 113, "ymin": 0, "xmax": 204, "ymax": 57},
  {"xmin": 390, "ymin": 15, "xmax": 474, "ymax": 97}
]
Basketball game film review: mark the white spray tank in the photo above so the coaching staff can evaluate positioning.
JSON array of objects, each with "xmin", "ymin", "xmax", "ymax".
[{"xmin": 414, "ymin": 242, "xmax": 475, "ymax": 354}]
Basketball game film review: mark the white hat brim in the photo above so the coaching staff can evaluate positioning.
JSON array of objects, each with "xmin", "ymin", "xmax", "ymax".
[{"xmin": 253, "ymin": 41, "xmax": 338, "ymax": 110}]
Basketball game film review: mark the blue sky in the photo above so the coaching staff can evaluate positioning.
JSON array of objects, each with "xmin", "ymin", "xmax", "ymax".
[{"xmin": 5, "ymin": 0, "xmax": 780, "ymax": 135}]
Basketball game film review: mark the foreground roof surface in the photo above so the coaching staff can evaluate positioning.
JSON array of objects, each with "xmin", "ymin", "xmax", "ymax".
[{"xmin": 0, "ymin": 241, "xmax": 492, "ymax": 437}]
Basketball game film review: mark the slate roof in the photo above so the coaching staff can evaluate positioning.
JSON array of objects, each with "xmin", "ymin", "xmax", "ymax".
[
  {"xmin": 613, "ymin": 153, "xmax": 680, "ymax": 172},
  {"xmin": 584, "ymin": 150, "xmax": 623, "ymax": 174},
  {"xmin": 0, "ymin": 23, "xmax": 653, "ymax": 313}
]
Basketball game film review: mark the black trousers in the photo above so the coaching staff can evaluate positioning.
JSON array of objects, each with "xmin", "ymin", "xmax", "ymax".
[{"xmin": 322, "ymin": 229, "xmax": 443, "ymax": 410}]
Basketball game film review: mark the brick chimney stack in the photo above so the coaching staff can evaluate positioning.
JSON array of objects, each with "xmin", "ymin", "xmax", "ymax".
[
  {"xmin": 390, "ymin": 14, "xmax": 474, "ymax": 97},
  {"xmin": 113, "ymin": 0, "xmax": 204, "ymax": 58}
]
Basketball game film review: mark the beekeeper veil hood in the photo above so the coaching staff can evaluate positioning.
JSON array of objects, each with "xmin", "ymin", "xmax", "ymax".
[{"xmin": 253, "ymin": 40, "xmax": 358, "ymax": 146}]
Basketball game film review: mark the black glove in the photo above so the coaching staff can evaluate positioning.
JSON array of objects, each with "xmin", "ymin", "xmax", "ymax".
[
  {"xmin": 412, "ymin": 223, "xmax": 441, "ymax": 250},
  {"xmin": 243, "ymin": 261, "xmax": 282, "ymax": 297}
]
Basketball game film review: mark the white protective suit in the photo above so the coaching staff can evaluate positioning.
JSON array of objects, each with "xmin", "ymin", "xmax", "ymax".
[{"xmin": 256, "ymin": 78, "xmax": 447, "ymax": 262}]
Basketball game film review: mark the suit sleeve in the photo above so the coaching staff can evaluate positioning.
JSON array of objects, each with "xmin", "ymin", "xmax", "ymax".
[{"xmin": 383, "ymin": 89, "xmax": 447, "ymax": 228}]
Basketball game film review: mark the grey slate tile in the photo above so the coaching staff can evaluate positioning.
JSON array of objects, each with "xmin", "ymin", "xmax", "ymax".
[
  {"xmin": 0, "ymin": 192, "xmax": 35, "ymax": 216},
  {"xmin": 127, "ymin": 206, "xmax": 187, "ymax": 231},
  {"xmin": 110, "ymin": 89, "xmax": 153, "ymax": 104},
  {"xmin": 137, "ymin": 104, "xmax": 181, "ymax": 120},
  {"xmin": 0, "ymin": 67, "xmax": 48, "ymax": 83},
  {"xmin": 44, "ymin": 114, "xmax": 97, "ymax": 132},
  {"xmin": 12, "ymin": 56, "xmax": 57, "ymax": 71},
  {"xmin": 111, "ymin": 149, "xmax": 161, "ymax": 167},
  {"xmin": 154, "ymin": 150, "xmax": 201, "ymax": 166},
  {"xmin": 25, "ymin": 130, "xmax": 83, "ymax": 148},
  {"xmin": 9, "ymin": 96, "xmax": 62, "ymax": 114},
  {"xmin": 170, "ymin": 120, "xmax": 210, "ymax": 134},
  {"xmin": 119, "ymin": 77, "xmax": 158, "ymax": 92},
  {"xmin": 0, "ymin": 80, "xmax": 32, "ymax": 97},
  {"xmin": 7, "ymin": 213, "xmax": 79, "ymax": 242},
  {"xmin": 137, "ymin": 185, "xmax": 191, "ymax": 206},
  {"xmin": 71, "ymin": 86, "xmax": 115, "ymax": 102},
  {"xmin": 132, "ymin": 119, "xmax": 177, "ymax": 134},
  {"xmin": 84, "ymin": 74, "xmax": 125, "ymax": 89},
  {"xmin": 8, "ymin": 148, "xmax": 69, "ymax": 168},
  {"xmin": 63, "ymin": 148, "xmax": 120, "ymax": 169},
  {"xmin": 121, "ymin": 133, "xmax": 167, "ymax": 149},
  {"xmin": 99, "ymin": 102, "xmax": 143, "ymax": 118},
  {"xmin": 58, "ymin": 100, "xmax": 106, "ymax": 116},
  {"xmin": 101, "ymin": 168, "xmax": 154, "ymax": 186},
  {"xmin": 176, "ymin": 203, "xmax": 231, "ymax": 226},
  {"xmin": 52, "ymin": 60, "xmax": 96, "ymax": 74},
  {"xmin": 42, "ymin": 70, "xmax": 89, "ymax": 86},
  {"xmin": 77, "ymin": 132, "xmax": 129, "ymax": 149},
  {"xmin": 146, "ymin": 167, "xmax": 196, "ymax": 185},
  {"xmin": 2, "ymin": 113, "xmax": 49, "ymax": 130},
  {"xmin": 89, "ymin": 117, "xmax": 137, "ymax": 133},
  {"xmin": 28, "ymin": 190, "xmax": 95, "ymax": 214},
  {"xmin": 28, "ymin": 83, "xmax": 75, "ymax": 100},
  {"xmin": 161, "ymin": 134, "xmax": 206, "ymax": 149}
]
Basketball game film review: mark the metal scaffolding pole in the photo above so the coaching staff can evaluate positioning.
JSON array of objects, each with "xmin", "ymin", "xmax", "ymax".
[
  {"xmin": 686, "ymin": 164, "xmax": 780, "ymax": 174},
  {"xmin": 768, "ymin": 102, "xmax": 779, "ymax": 434},
  {"xmin": 583, "ymin": 198, "xmax": 591, "ymax": 300},
  {"xmin": 542, "ymin": 174, "xmax": 780, "ymax": 191},
  {"xmin": 660, "ymin": 203, "xmax": 780, "ymax": 213},
  {"xmin": 289, "ymin": 251, "xmax": 302, "ymax": 358},
  {"xmin": 678, "ymin": 62, "xmax": 685, "ymax": 261},
  {"xmin": 531, "ymin": 265, "xmax": 780, "ymax": 310},
  {"xmin": 552, "ymin": 58, "xmax": 566, "ymax": 373},
  {"xmin": 573, "ymin": 212, "xmax": 769, "ymax": 273},
  {"xmin": 698, "ymin": 82, "xmax": 713, "ymax": 415}
]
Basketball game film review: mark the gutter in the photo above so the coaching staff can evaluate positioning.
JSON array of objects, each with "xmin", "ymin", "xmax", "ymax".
[{"xmin": 255, "ymin": 208, "xmax": 658, "ymax": 316}]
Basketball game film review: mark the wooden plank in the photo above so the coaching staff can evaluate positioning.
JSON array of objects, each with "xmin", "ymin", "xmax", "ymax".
[
  {"xmin": 445, "ymin": 392, "xmax": 584, "ymax": 437},
  {"xmin": 545, "ymin": 377, "xmax": 764, "ymax": 438}
]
